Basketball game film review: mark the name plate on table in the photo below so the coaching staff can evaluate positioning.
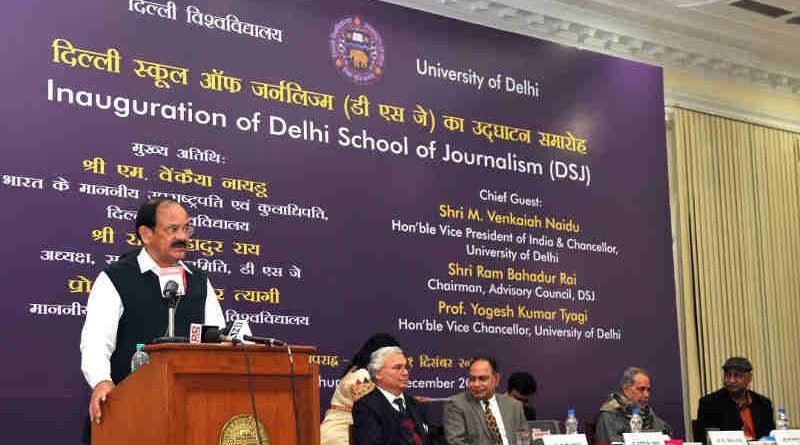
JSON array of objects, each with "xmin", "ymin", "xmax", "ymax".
[
  {"xmin": 623, "ymin": 432, "xmax": 668, "ymax": 445},
  {"xmin": 772, "ymin": 430, "xmax": 800, "ymax": 445},
  {"xmin": 707, "ymin": 431, "xmax": 748, "ymax": 445},
  {"xmin": 542, "ymin": 434, "xmax": 589, "ymax": 445}
]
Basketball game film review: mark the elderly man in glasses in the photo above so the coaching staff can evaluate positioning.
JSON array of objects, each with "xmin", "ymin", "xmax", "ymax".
[{"xmin": 79, "ymin": 197, "xmax": 225, "ymax": 435}]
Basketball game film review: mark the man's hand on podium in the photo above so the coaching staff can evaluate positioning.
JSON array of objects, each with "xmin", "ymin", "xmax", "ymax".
[{"xmin": 89, "ymin": 380, "xmax": 115, "ymax": 424}]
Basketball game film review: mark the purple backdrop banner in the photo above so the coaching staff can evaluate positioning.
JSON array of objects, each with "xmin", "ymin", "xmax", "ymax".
[{"xmin": 0, "ymin": 0, "xmax": 681, "ymax": 441}]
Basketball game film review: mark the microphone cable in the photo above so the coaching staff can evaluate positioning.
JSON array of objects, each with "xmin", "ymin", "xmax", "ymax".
[
  {"xmin": 241, "ymin": 341, "xmax": 266, "ymax": 445},
  {"xmin": 239, "ymin": 337, "xmax": 300, "ymax": 445},
  {"xmin": 287, "ymin": 345, "xmax": 302, "ymax": 445}
]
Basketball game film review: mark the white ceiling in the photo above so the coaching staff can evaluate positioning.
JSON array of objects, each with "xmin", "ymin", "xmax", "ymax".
[{"xmin": 385, "ymin": 0, "xmax": 800, "ymax": 96}]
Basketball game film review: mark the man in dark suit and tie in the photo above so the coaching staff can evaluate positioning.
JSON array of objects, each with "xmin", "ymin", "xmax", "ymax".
[
  {"xmin": 353, "ymin": 346, "xmax": 437, "ymax": 445},
  {"xmin": 443, "ymin": 356, "xmax": 527, "ymax": 445}
]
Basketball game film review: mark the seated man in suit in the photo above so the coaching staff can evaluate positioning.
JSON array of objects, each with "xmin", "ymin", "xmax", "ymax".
[
  {"xmin": 353, "ymin": 346, "xmax": 437, "ymax": 445},
  {"xmin": 444, "ymin": 356, "xmax": 527, "ymax": 445},
  {"xmin": 593, "ymin": 367, "xmax": 672, "ymax": 444},
  {"xmin": 695, "ymin": 357, "xmax": 775, "ymax": 442}
]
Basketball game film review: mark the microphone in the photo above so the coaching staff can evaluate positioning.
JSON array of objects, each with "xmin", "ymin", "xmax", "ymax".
[
  {"xmin": 197, "ymin": 326, "xmax": 236, "ymax": 343},
  {"xmin": 242, "ymin": 335, "xmax": 286, "ymax": 347},
  {"xmin": 160, "ymin": 280, "xmax": 181, "ymax": 338},
  {"xmin": 163, "ymin": 280, "xmax": 179, "ymax": 299},
  {"xmin": 195, "ymin": 325, "xmax": 286, "ymax": 346},
  {"xmin": 196, "ymin": 325, "xmax": 245, "ymax": 344}
]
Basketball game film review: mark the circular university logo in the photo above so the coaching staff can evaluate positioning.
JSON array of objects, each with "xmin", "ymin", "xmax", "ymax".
[
  {"xmin": 330, "ymin": 16, "xmax": 385, "ymax": 84},
  {"xmin": 219, "ymin": 414, "xmax": 270, "ymax": 445}
]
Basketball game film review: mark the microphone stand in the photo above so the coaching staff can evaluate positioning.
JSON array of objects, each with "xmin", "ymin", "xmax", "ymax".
[
  {"xmin": 167, "ymin": 293, "xmax": 178, "ymax": 337},
  {"xmin": 153, "ymin": 292, "xmax": 187, "ymax": 343}
]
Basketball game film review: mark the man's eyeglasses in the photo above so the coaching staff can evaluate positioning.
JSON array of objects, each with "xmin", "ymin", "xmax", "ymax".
[{"xmin": 165, "ymin": 225, "xmax": 195, "ymax": 236}]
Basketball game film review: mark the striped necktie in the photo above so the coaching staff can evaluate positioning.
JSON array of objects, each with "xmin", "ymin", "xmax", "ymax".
[
  {"xmin": 395, "ymin": 397, "xmax": 423, "ymax": 445},
  {"xmin": 394, "ymin": 397, "xmax": 407, "ymax": 416}
]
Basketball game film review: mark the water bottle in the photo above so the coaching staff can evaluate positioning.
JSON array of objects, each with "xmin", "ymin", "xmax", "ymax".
[
  {"xmin": 776, "ymin": 407, "xmax": 789, "ymax": 430},
  {"xmin": 630, "ymin": 408, "xmax": 643, "ymax": 433},
  {"xmin": 130, "ymin": 343, "xmax": 150, "ymax": 372},
  {"xmin": 565, "ymin": 408, "xmax": 579, "ymax": 434}
]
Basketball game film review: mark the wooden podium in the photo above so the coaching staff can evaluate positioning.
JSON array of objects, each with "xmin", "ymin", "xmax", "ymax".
[{"xmin": 93, "ymin": 343, "xmax": 320, "ymax": 445}]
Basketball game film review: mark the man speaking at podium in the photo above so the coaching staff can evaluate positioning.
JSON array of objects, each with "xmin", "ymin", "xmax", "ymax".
[{"xmin": 79, "ymin": 198, "xmax": 225, "ymax": 431}]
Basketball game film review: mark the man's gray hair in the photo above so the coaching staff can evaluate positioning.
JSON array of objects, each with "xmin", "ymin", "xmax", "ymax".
[
  {"xmin": 367, "ymin": 346, "xmax": 404, "ymax": 379},
  {"xmin": 620, "ymin": 367, "xmax": 648, "ymax": 389}
]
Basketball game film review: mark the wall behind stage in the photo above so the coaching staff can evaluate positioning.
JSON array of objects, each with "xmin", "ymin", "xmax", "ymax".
[{"xmin": 0, "ymin": 0, "xmax": 681, "ymax": 440}]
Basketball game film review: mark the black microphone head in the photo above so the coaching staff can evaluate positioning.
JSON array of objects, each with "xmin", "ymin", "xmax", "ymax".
[
  {"xmin": 163, "ymin": 280, "xmax": 179, "ymax": 298},
  {"xmin": 244, "ymin": 335, "xmax": 286, "ymax": 346},
  {"xmin": 201, "ymin": 326, "xmax": 222, "ymax": 343}
]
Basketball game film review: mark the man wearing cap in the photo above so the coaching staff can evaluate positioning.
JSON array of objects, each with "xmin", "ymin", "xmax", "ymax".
[{"xmin": 695, "ymin": 357, "xmax": 775, "ymax": 441}]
